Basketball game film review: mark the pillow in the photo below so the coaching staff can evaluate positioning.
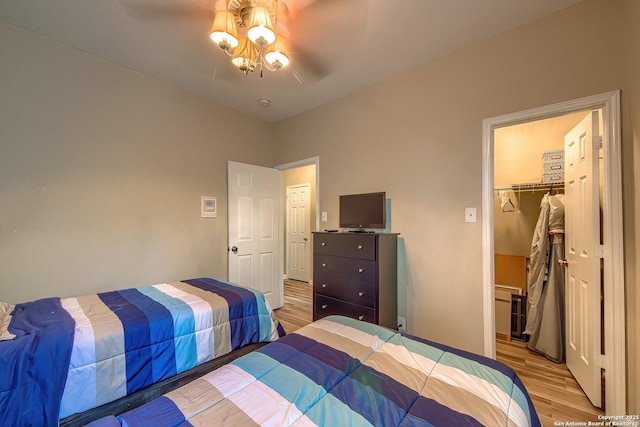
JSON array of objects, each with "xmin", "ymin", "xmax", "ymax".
[{"xmin": 0, "ymin": 300, "xmax": 16, "ymax": 341}]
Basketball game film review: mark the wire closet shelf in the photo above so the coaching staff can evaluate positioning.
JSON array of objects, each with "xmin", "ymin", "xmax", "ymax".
[{"xmin": 493, "ymin": 182, "xmax": 564, "ymax": 193}]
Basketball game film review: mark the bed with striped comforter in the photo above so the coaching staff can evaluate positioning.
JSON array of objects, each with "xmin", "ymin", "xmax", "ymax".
[
  {"xmin": 92, "ymin": 315, "xmax": 541, "ymax": 427},
  {"xmin": 0, "ymin": 277, "xmax": 282, "ymax": 427}
]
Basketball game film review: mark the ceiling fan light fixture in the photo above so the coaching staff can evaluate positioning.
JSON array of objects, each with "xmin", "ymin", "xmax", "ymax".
[
  {"xmin": 210, "ymin": 1, "xmax": 287, "ymax": 77},
  {"xmin": 231, "ymin": 37, "xmax": 256, "ymax": 75},
  {"xmin": 246, "ymin": 6, "xmax": 276, "ymax": 45},
  {"xmin": 209, "ymin": 10, "xmax": 239, "ymax": 50},
  {"xmin": 265, "ymin": 34, "xmax": 290, "ymax": 69}
]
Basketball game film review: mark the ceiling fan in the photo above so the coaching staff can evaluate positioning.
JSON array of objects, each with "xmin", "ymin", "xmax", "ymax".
[
  {"xmin": 120, "ymin": 0, "xmax": 366, "ymax": 85},
  {"xmin": 210, "ymin": 0, "xmax": 294, "ymax": 77}
]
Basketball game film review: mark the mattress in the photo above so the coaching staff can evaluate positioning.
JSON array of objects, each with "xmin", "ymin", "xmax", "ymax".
[{"xmin": 91, "ymin": 315, "xmax": 541, "ymax": 426}]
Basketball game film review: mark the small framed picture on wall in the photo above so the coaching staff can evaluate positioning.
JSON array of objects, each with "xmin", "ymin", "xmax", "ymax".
[{"xmin": 201, "ymin": 196, "xmax": 217, "ymax": 218}]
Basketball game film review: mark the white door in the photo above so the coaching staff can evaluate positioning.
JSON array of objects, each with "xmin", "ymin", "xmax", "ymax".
[
  {"xmin": 564, "ymin": 111, "xmax": 602, "ymax": 407},
  {"xmin": 227, "ymin": 161, "xmax": 283, "ymax": 309},
  {"xmin": 286, "ymin": 184, "xmax": 311, "ymax": 282}
]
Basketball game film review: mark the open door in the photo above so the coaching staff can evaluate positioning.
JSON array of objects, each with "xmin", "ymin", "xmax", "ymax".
[
  {"xmin": 227, "ymin": 161, "xmax": 283, "ymax": 309},
  {"xmin": 564, "ymin": 111, "xmax": 602, "ymax": 407}
]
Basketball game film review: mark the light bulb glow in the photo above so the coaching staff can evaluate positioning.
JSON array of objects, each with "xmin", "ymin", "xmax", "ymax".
[
  {"xmin": 265, "ymin": 34, "xmax": 290, "ymax": 68},
  {"xmin": 247, "ymin": 7, "xmax": 276, "ymax": 45},
  {"xmin": 209, "ymin": 10, "xmax": 238, "ymax": 49}
]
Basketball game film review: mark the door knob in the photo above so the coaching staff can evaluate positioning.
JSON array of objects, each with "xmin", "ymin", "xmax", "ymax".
[
  {"xmin": 558, "ymin": 259, "xmax": 569, "ymax": 266},
  {"xmin": 231, "ymin": 246, "xmax": 238, "ymax": 254},
  {"xmin": 303, "ymin": 237, "xmax": 308, "ymax": 241}
]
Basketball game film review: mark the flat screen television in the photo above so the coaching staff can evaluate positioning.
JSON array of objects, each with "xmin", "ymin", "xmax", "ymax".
[{"xmin": 339, "ymin": 192, "xmax": 386, "ymax": 229}]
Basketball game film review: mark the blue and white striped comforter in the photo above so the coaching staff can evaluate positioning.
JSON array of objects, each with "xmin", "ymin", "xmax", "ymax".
[
  {"xmin": 59, "ymin": 277, "xmax": 282, "ymax": 418},
  {"xmin": 0, "ymin": 277, "xmax": 282, "ymax": 426},
  {"xmin": 94, "ymin": 315, "xmax": 541, "ymax": 427}
]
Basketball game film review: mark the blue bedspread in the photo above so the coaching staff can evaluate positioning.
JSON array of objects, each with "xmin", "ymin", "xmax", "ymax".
[
  {"xmin": 0, "ymin": 297, "xmax": 75, "ymax": 427},
  {"xmin": 95, "ymin": 316, "xmax": 541, "ymax": 427},
  {"xmin": 0, "ymin": 278, "xmax": 283, "ymax": 426}
]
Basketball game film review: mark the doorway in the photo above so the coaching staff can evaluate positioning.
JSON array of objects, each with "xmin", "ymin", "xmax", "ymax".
[
  {"xmin": 226, "ymin": 157, "xmax": 319, "ymax": 310},
  {"xmin": 492, "ymin": 111, "xmax": 602, "ymax": 413},
  {"xmin": 492, "ymin": 113, "xmax": 585, "ymax": 342},
  {"xmin": 481, "ymin": 91, "xmax": 626, "ymax": 414},
  {"xmin": 277, "ymin": 157, "xmax": 320, "ymax": 285}
]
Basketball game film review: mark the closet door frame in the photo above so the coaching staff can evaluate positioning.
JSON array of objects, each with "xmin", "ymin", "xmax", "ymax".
[{"xmin": 481, "ymin": 90, "xmax": 625, "ymax": 414}]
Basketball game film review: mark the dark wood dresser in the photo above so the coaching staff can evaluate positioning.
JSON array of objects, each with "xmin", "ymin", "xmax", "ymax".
[{"xmin": 312, "ymin": 232, "xmax": 398, "ymax": 329}]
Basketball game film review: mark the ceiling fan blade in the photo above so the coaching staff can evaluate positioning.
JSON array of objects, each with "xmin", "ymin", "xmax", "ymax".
[
  {"xmin": 284, "ymin": 0, "xmax": 367, "ymax": 79},
  {"xmin": 119, "ymin": 0, "xmax": 212, "ymax": 21},
  {"xmin": 288, "ymin": 44, "xmax": 330, "ymax": 79},
  {"xmin": 288, "ymin": 0, "xmax": 367, "ymax": 15},
  {"xmin": 289, "ymin": 0, "xmax": 342, "ymax": 13}
]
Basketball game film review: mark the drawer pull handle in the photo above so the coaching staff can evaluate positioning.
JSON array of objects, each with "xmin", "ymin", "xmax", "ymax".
[
  {"xmin": 358, "ymin": 268, "xmax": 364, "ymax": 273},
  {"xmin": 357, "ymin": 245, "xmax": 363, "ymax": 250},
  {"xmin": 321, "ymin": 304, "xmax": 327, "ymax": 309},
  {"xmin": 358, "ymin": 292, "xmax": 364, "ymax": 297},
  {"xmin": 322, "ymin": 263, "xmax": 327, "ymax": 267},
  {"xmin": 322, "ymin": 283, "xmax": 327, "ymax": 288},
  {"xmin": 321, "ymin": 242, "xmax": 327, "ymax": 246},
  {"xmin": 358, "ymin": 315, "xmax": 364, "ymax": 320}
]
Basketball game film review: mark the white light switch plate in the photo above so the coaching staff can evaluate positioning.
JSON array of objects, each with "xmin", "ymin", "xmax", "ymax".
[
  {"xmin": 321, "ymin": 211, "xmax": 328, "ymax": 222},
  {"xmin": 465, "ymin": 207, "xmax": 477, "ymax": 223}
]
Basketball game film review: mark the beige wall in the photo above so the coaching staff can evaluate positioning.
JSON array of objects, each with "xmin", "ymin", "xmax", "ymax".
[
  {"xmin": 0, "ymin": 23, "xmax": 274, "ymax": 302},
  {"xmin": 275, "ymin": 0, "xmax": 638, "ymax": 410},
  {"xmin": 494, "ymin": 191, "xmax": 545, "ymax": 257}
]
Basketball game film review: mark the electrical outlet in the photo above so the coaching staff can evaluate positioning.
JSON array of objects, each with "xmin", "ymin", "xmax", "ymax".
[{"xmin": 397, "ymin": 316, "xmax": 406, "ymax": 332}]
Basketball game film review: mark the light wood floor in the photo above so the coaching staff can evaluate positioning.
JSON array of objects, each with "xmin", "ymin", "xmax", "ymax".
[
  {"xmin": 497, "ymin": 339, "xmax": 604, "ymax": 426},
  {"xmin": 274, "ymin": 279, "xmax": 313, "ymax": 333},
  {"xmin": 273, "ymin": 279, "xmax": 603, "ymax": 427}
]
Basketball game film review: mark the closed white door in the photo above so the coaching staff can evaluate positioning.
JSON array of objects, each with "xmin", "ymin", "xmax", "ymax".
[
  {"xmin": 227, "ymin": 161, "xmax": 282, "ymax": 309},
  {"xmin": 564, "ymin": 111, "xmax": 602, "ymax": 407},
  {"xmin": 286, "ymin": 184, "xmax": 311, "ymax": 282}
]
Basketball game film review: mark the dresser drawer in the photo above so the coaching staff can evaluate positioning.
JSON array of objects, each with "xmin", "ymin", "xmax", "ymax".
[
  {"xmin": 314, "ymin": 255, "xmax": 376, "ymax": 283},
  {"xmin": 314, "ymin": 295, "xmax": 375, "ymax": 323},
  {"xmin": 314, "ymin": 278, "xmax": 375, "ymax": 308},
  {"xmin": 313, "ymin": 233, "xmax": 376, "ymax": 260}
]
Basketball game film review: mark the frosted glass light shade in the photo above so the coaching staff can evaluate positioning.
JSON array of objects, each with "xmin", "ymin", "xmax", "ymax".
[
  {"xmin": 210, "ymin": 10, "xmax": 239, "ymax": 50},
  {"xmin": 265, "ymin": 35, "xmax": 290, "ymax": 69},
  {"xmin": 247, "ymin": 7, "xmax": 276, "ymax": 45}
]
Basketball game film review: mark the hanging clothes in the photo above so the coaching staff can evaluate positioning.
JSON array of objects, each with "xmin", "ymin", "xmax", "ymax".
[
  {"xmin": 524, "ymin": 193, "xmax": 566, "ymax": 362},
  {"xmin": 524, "ymin": 194, "xmax": 551, "ymax": 334},
  {"xmin": 498, "ymin": 189, "xmax": 517, "ymax": 212}
]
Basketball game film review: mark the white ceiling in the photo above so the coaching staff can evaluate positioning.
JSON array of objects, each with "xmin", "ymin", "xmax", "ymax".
[{"xmin": 0, "ymin": 0, "xmax": 583, "ymax": 123}]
